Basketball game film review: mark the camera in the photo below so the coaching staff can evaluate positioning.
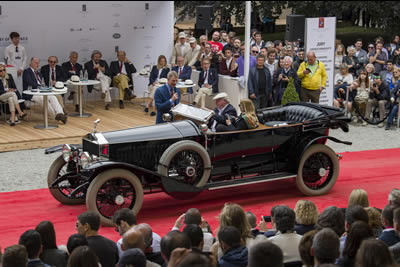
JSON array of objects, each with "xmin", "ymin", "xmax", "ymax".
[
  {"xmin": 373, "ymin": 83, "xmax": 377, "ymax": 88},
  {"xmin": 282, "ymin": 74, "xmax": 287, "ymax": 78},
  {"xmin": 337, "ymin": 79, "xmax": 343, "ymax": 85},
  {"xmin": 262, "ymin": 215, "xmax": 271, "ymax": 222},
  {"xmin": 306, "ymin": 68, "xmax": 311, "ymax": 72}
]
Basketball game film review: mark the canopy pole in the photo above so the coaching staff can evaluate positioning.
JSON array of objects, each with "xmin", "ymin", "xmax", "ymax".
[{"xmin": 243, "ymin": 1, "xmax": 251, "ymax": 99}]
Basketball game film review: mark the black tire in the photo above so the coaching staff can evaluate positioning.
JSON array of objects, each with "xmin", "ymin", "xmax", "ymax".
[
  {"xmin": 296, "ymin": 144, "xmax": 339, "ymax": 196},
  {"xmin": 47, "ymin": 155, "xmax": 86, "ymax": 205},
  {"xmin": 86, "ymin": 169, "xmax": 144, "ymax": 226},
  {"xmin": 158, "ymin": 140, "xmax": 211, "ymax": 188}
]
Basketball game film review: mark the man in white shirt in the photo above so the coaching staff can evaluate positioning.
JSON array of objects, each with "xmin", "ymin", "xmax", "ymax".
[
  {"xmin": 4, "ymin": 32, "xmax": 27, "ymax": 91},
  {"xmin": 171, "ymin": 32, "xmax": 190, "ymax": 66},
  {"xmin": 265, "ymin": 49, "xmax": 278, "ymax": 77},
  {"xmin": 185, "ymin": 37, "xmax": 201, "ymax": 68}
]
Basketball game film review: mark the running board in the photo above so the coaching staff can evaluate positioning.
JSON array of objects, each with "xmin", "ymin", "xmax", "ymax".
[{"xmin": 204, "ymin": 172, "xmax": 297, "ymax": 191}]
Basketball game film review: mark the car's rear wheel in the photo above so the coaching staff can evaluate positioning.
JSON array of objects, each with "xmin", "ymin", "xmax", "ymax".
[
  {"xmin": 158, "ymin": 140, "xmax": 211, "ymax": 199},
  {"xmin": 47, "ymin": 155, "xmax": 86, "ymax": 205},
  {"xmin": 296, "ymin": 144, "xmax": 339, "ymax": 196},
  {"xmin": 86, "ymin": 169, "xmax": 144, "ymax": 226}
]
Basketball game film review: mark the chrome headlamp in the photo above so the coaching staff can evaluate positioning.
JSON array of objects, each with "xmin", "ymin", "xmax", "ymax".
[
  {"xmin": 80, "ymin": 152, "xmax": 92, "ymax": 169},
  {"xmin": 62, "ymin": 144, "xmax": 71, "ymax": 162}
]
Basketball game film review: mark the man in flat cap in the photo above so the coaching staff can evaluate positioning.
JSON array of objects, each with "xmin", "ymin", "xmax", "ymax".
[{"xmin": 208, "ymin": 92, "xmax": 237, "ymax": 132}]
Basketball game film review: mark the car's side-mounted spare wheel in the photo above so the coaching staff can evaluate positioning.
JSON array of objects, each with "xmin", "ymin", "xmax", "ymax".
[
  {"xmin": 158, "ymin": 140, "xmax": 211, "ymax": 199},
  {"xmin": 86, "ymin": 169, "xmax": 144, "ymax": 226},
  {"xmin": 296, "ymin": 144, "xmax": 339, "ymax": 196}
]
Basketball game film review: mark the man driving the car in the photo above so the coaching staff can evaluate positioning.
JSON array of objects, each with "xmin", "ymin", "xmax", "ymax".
[{"xmin": 208, "ymin": 92, "xmax": 237, "ymax": 132}]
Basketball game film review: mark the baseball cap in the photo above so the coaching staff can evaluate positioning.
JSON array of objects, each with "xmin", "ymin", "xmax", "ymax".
[{"xmin": 189, "ymin": 37, "xmax": 197, "ymax": 43}]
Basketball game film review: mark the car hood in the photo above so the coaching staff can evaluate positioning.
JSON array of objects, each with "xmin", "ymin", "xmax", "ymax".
[{"xmin": 98, "ymin": 120, "xmax": 201, "ymax": 144}]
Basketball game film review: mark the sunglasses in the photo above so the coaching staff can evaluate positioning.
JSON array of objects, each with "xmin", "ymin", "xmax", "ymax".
[
  {"xmin": 49, "ymin": 61, "xmax": 57, "ymax": 63},
  {"xmin": 0, "ymin": 70, "xmax": 4, "ymax": 72},
  {"xmin": 368, "ymin": 46, "xmax": 374, "ymax": 49},
  {"xmin": 251, "ymin": 51, "xmax": 258, "ymax": 54}
]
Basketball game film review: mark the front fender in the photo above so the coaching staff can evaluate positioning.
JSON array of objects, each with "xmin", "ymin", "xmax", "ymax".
[
  {"xmin": 45, "ymin": 144, "xmax": 82, "ymax": 154},
  {"xmin": 85, "ymin": 160, "xmax": 160, "ymax": 179}
]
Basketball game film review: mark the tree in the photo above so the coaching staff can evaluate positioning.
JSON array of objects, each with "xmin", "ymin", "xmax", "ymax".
[{"xmin": 281, "ymin": 78, "xmax": 300, "ymax": 106}]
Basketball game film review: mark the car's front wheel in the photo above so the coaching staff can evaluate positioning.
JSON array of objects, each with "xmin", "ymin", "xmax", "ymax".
[
  {"xmin": 47, "ymin": 155, "xmax": 86, "ymax": 205},
  {"xmin": 86, "ymin": 169, "xmax": 144, "ymax": 226},
  {"xmin": 296, "ymin": 144, "xmax": 339, "ymax": 196}
]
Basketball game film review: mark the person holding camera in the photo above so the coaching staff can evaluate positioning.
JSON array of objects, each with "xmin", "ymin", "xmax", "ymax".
[
  {"xmin": 272, "ymin": 56, "xmax": 300, "ymax": 105},
  {"xmin": 333, "ymin": 64, "xmax": 354, "ymax": 110},
  {"xmin": 369, "ymin": 41, "xmax": 388, "ymax": 74},
  {"xmin": 362, "ymin": 74, "xmax": 390, "ymax": 127},
  {"xmin": 385, "ymin": 67, "xmax": 400, "ymax": 130},
  {"xmin": 297, "ymin": 51, "xmax": 327, "ymax": 103}
]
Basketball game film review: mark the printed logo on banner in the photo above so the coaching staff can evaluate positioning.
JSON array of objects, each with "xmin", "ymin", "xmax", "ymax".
[
  {"xmin": 70, "ymin": 28, "xmax": 83, "ymax": 32},
  {"xmin": 319, "ymin": 18, "xmax": 324, "ymax": 28},
  {"xmin": 113, "ymin": 33, "xmax": 121, "ymax": 39},
  {"xmin": 151, "ymin": 26, "xmax": 160, "ymax": 29},
  {"xmin": 113, "ymin": 22, "xmax": 120, "ymax": 28},
  {"xmin": 132, "ymin": 26, "xmax": 145, "ymax": 30},
  {"xmin": 89, "ymin": 27, "xmax": 98, "ymax": 31}
]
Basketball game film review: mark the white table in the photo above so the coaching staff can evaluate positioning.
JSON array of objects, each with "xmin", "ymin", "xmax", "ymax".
[
  {"xmin": 23, "ymin": 88, "xmax": 68, "ymax": 129},
  {"xmin": 66, "ymin": 80, "xmax": 100, "ymax": 117}
]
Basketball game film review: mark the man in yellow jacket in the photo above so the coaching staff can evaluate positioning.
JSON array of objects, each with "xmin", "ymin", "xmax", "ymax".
[{"xmin": 297, "ymin": 51, "xmax": 327, "ymax": 103}]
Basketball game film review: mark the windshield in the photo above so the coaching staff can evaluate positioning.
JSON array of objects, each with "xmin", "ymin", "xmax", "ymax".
[{"xmin": 172, "ymin": 104, "xmax": 214, "ymax": 123}]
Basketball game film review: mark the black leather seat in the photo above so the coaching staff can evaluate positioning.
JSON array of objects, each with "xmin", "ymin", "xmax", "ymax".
[{"xmin": 257, "ymin": 105, "xmax": 325, "ymax": 125}]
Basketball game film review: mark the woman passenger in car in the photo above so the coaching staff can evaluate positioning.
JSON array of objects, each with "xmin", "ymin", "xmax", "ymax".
[{"xmin": 217, "ymin": 98, "xmax": 259, "ymax": 132}]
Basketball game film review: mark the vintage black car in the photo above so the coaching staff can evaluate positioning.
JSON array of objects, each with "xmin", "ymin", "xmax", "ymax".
[{"xmin": 46, "ymin": 102, "xmax": 351, "ymax": 226}]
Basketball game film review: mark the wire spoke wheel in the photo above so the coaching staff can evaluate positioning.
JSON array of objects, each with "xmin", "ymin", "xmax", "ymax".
[
  {"xmin": 296, "ymin": 144, "xmax": 339, "ymax": 196},
  {"xmin": 168, "ymin": 150, "xmax": 205, "ymax": 186},
  {"xmin": 86, "ymin": 169, "xmax": 143, "ymax": 226},
  {"xmin": 47, "ymin": 155, "xmax": 86, "ymax": 205}
]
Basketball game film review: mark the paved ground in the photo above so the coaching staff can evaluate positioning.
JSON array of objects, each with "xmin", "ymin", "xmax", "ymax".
[{"xmin": 0, "ymin": 122, "xmax": 399, "ymax": 192}]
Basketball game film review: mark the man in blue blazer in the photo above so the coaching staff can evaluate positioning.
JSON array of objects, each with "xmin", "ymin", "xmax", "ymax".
[
  {"xmin": 154, "ymin": 71, "xmax": 180, "ymax": 124},
  {"xmin": 193, "ymin": 58, "xmax": 219, "ymax": 108},
  {"xmin": 379, "ymin": 204, "xmax": 400, "ymax": 246},
  {"xmin": 172, "ymin": 56, "xmax": 192, "ymax": 93},
  {"xmin": 248, "ymin": 55, "xmax": 272, "ymax": 109}
]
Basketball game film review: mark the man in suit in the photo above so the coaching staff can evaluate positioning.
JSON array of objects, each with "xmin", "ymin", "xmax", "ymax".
[
  {"xmin": 154, "ymin": 71, "xmax": 180, "ymax": 124},
  {"xmin": 41, "ymin": 56, "xmax": 67, "ymax": 109},
  {"xmin": 171, "ymin": 32, "xmax": 191, "ymax": 66},
  {"xmin": 219, "ymin": 47, "xmax": 238, "ymax": 77},
  {"xmin": 110, "ymin": 50, "xmax": 137, "ymax": 109},
  {"xmin": 22, "ymin": 57, "xmax": 67, "ymax": 124},
  {"xmin": 62, "ymin": 51, "xmax": 83, "ymax": 112},
  {"xmin": 172, "ymin": 56, "xmax": 192, "ymax": 93},
  {"xmin": 193, "ymin": 58, "xmax": 219, "ymax": 109},
  {"xmin": 185, "ymin": 37, "xmax": 201, "ymax": 68},
  {"xmin": 208, "ymin": 92, "xmax": 237, "ymax": 132},
  {"xmin": 248, "ymin": 55, "xmax": 273, "ymax": 109},
  {"xmin": 84, "ymin": 50, "xmax": 112, "ymax": 110}
]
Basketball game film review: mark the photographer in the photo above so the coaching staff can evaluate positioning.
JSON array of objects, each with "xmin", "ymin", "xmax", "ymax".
[
  {"xmin": 362, "ymin": 74, "xmax": 390, "ymax": 127},
  {"xmin": 333, "ymin": 64, "xmax": 354, "ymax": 110},
  {"xmin": 272, "ymin": 56, "xmax": 300, "ymax": 105}
]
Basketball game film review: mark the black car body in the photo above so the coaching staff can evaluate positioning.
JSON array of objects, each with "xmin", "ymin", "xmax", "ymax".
[{"xmin": 46, "ymin": 102, "xmax": 351, "ymax": 226}]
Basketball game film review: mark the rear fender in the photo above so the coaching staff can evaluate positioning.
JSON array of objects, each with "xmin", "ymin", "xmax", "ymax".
[{"xmin": 299, "ymin": 135, "xmax": 352, "ymax": 163}]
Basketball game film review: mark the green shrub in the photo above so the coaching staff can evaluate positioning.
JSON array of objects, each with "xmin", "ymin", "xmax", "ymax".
[{"xmin": 281, "ymin": 77, "xmax": 300, "ymax": 105}]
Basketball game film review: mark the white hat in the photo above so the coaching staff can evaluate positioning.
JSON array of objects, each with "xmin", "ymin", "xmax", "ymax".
[
  {"xmin": 55, "ymin": 81, "xmax": 64, "ymax": 89},
  {"xmin": 70, "ymin": 75, "xmax": 80, "ymax": 83},
  {"xmin": 178, "ymin": 32, "xmax": 186, "ymax": 38},
  {"xmin": 184, "ymin": 79, "xmax": 194, "ymax": 85},
  {"xmin": 159, "ymin": 78, "xmax": 168, "ymax": 84},
  {"xmin": 139, "ymin": 69, "xmax": 148, "ymax": 75},
  {"xmin": 189, "ymin": 37, "xmax": 197, "ymax": 43},
  {"xmin": 213, "ymin": 92, "xmax": 229, "ymax": 101}
]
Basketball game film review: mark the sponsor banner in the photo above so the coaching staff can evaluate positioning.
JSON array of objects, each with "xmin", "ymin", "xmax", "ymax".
[
  {"xmin": 305, "ymin": 17, "xmax": 336, "ymax": 106},
  {"xmin": 0, "ymin": 1, "xmax": 173, "ymax": 96}
]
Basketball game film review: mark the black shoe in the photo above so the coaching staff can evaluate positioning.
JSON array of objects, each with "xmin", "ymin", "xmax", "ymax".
[
  {"xmin": 10, "ymin": 122, "xmax": 15, "ymax": 126},
  {"xmin": 55, "ymin": 113, "xmax": 63, "ymax": 121},
  {"xmin": 385, "ymin": 123, "xmax": 391, "ymax": 130},
  {"xmin": 119, "ymin": 101, "xmax": 124, "ymax": 109},
  {"xmin": 105, "ymin": 103, "xmax": 110, "ymax": 110},
  {"xmin": 144, "ymin": 107, "xmax": 149, "ymax": 113},
  {"xmin": 68, "ymin": 92, "xmax": 75, "ymax": 101},
  {"xmin": 150, "ymin": 111, "xmax": 156, "ymax": 116},
  {"xmin": 19, "ymin": 113, "xmax": 27, "ymax": 120},
  {"xmin": 61, "ymin": 114, "xmax": 68, "ymax": 124},
  {"xmin": 75, "ymin": 105, "xmax": 79, "ymax": 112}
]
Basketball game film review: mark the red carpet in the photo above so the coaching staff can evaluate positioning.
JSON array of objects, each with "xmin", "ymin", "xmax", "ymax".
[{"xmin": 1, "ymin": 148, "xmax": 400, "ymax": 249}]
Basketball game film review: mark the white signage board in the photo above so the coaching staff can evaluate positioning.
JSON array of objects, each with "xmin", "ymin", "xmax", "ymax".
[
  {"xmin": 0, "ymin": 1, "xmax": 174, "ymax": 97},
  {"xmin": 305, "ymin": 17, "xmax": 336, "ymax": 106}
]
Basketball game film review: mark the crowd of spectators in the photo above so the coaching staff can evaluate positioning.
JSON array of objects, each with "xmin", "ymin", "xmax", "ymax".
[{"xmin": 1, "ymin": 188, "xmax": 400, "ymax": 267}]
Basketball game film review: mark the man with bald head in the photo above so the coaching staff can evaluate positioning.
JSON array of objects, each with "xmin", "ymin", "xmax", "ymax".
[
  {"xmin": 297, "ymin": 51, "xmax": 327, "ymax": 103},
  {"xmin": 122, "ymin": 228, "xmax": 161, "ymax": 267},
  {"xmin": 110, "ymin": 50, "xmax": 137, "ymax": 109}
]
